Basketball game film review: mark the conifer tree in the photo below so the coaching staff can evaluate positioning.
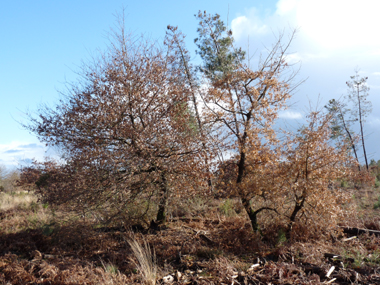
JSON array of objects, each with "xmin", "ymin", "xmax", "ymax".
[
  {"xmin": 346, "ymin": 70, "xmax": 372, "ymax": 171},
  {"xmin": 325, "ymin": 99, "xmax": 360, "ymax": 171}
]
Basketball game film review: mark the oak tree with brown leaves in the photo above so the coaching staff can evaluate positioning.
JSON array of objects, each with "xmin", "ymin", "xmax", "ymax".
[
  {"xmin": 23, "ymin": 21, "xmax": 208, "ymax": 224},
  {"xmin": 277, "ymin": 110, "xmax": 354, "ymax": 238},
  {"xmin": 193, "ymin": 11, "xmax": 298, "ymax": 231}
]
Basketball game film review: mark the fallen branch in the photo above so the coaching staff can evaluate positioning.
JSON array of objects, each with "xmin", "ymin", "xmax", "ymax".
[
  {"xmin": 169, "ymin": 217, "xmax": 219, "ymax": 224},
  {"xmin": 340, "ymin": 226, "xmax": 380, "ymax": 237}
]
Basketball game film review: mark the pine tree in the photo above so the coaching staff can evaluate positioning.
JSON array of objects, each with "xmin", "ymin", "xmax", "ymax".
[{"xmin": 346, "ymin": 69, "xmax": 372, "ymax": 171}]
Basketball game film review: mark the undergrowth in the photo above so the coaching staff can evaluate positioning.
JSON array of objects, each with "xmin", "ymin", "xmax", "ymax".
[{"xmin": 1, "ymin": 186, "xmax": 380, "ymax": 284}]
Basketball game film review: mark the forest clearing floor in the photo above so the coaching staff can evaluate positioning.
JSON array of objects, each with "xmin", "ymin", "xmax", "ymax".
[{"xmin": 1, "ymin": 188, "xmax": 380, "ymax": 284}]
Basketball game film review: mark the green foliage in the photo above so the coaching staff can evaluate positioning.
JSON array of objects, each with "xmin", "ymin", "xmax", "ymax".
[
  {"xmin": 194, "ymin": 11, "xmax": 245, "ymax": 81},
  {"xmin": 324, "ymin": 99, "xmax": 347, "ymax": 140},
  {"xmin": 324, "ymin": 99, "xmax": 360, "ymax": 168},
  {"xmin": 28, "ymin": 215, "xmax": 40, "ymax": 227},
  {"xmin": 30, "ymin": 201, "xmax": 39, "ymax": 213},
  {"xmin": 104, "ymin": 263, "xmax": 119, "ymax": 275},
  {"xmin": 277, "ymin": 229, "xmax": 287, "ymax": 246},
  {"xmin": 125, "ymin": 200, "xmax": 157, "ymax": 223},
  {"xmin": 341, "ymin": 248, "xmax": 380, "ymax": 268},
  {"xmin": 365, "ymin": 250, "xmax": 380, "ymax": 265},
  {"xmin": 341, "ymin": 179, "xmax": 349, "ymax": 188},
  {"xmin": 375, "ymin": 178, "xmax": 380, "ymax": 188},
  {"xmin": 173, "ymin": 102, "xmax": 199, "ymax": 137},
  {"xmin": 373, "ymin": 196, "xmax": 380, "ymax": 209},
  {"xmin": 42, "ymin": 222, "xmax": 56, "ymax": 236},
  {"xmin": 219, "ymin": 199, "xmax": 235, "ymax": 217}
]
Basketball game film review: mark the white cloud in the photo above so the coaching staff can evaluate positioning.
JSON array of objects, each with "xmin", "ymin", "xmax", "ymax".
[
  {"xmin": 0, "ymin": 141, "xmax": 49, "ymax": 167},
  {"xmin": 286, "ymin": 51, "xmax": 331, "ymax": 64},
  {"xmin": 232, "ymin": 1, "xmax": 380, "ymax": 53},
  {"xmin": 276, "ymin": 0, "xmax": 299, "ymax": 16},
  {"xmin": 370, "ymin": 49, "xmax": 380, "ymax": 56},
  {"xmin": 285, "ymin": 52, "xmax": 302, "ymax": 64},
  {"xmin": 228, "ymin": 0, "xmax": 380, "ymax": 160},
  {"xmin": 278, "ymin": 110, "xmax": 302, "ymax": 119},
  {"xmin": 231, "ymin": 9, "xmax": 269, "ymax": 41},
  {"xmin": 295, "ymin": 0, "xmax": 380, "ymax": 50}
]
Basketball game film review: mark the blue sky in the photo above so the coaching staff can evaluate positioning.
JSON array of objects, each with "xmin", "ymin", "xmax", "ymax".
[{"xmin": 1, "ymin": 0, "xmax": 380, "ymax": 167}]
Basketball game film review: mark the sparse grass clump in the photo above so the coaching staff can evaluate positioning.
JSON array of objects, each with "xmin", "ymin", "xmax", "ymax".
[
  {"xmin": 277, "ymin": 229, "xmax": 287, "ymax": 246},
  {"xmin": 219, "ymin": 199, "xmax": 236, "ymax": 217},
  {"xmin": 101, "ymin": 260, "xmax": 119, "ymax": 275},
  {"xmin": 373, "ymin": 196, "xmax": 380, "ymax": 209},
  {"xmin": 128, "ymin": 235, "xmax": 157, "ymax": 285}
]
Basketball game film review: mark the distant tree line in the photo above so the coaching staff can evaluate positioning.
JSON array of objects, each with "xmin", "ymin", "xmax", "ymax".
[{"xmin": 0, "ymin": 165, "xmax": 19, "ymax": 193}]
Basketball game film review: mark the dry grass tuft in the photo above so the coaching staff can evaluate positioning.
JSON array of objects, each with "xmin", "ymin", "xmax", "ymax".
[
  {"xmin": 128, "ymin": 234, "xmax": 157, "ymax": 285},
  {"xmin": 0, "ymin": 191, "xmax": 37, "ymax": 211},
  {"xmin": 0, "ymin": 253, "xmax": 129, "ymax": 285}
]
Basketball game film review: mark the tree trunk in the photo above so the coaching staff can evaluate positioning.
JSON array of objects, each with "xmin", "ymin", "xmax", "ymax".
[
  {"xmin": 236, "ymin": 151, "xmax": 260, "ymax": 231},
  {"xmin": 236, "ymin": 151, "xmax": 246, "ymax": 184},
  {"xmin": 156, "ymin": 172, "xmax": 169, "ymax": 223},
  {"xmin": 286, "ymin": 196, "xmax": 305, "ymax": 238},
  {"xmin": 241, "ymin": 197, "xmax": 259, "ymax": 231},
  {"xmin": 357, "ymin": 85, "xmax": 369, "ymax": 171},
  {"xmin": 339, "ymin": 106, "xmax": 361, "ymax": 171},
  {"xmin": 169, "ymin": 28, "xmax": 214, "ymax": 192}
]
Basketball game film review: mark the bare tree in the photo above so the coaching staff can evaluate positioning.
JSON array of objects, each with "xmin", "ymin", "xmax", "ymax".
[
  {"xmin": 346, "ymin": 69, "xmax": 372, "ymax": 171},
  {"xmin": 0, "ymin": 165, "xmax": 19, "ymax": 193}
]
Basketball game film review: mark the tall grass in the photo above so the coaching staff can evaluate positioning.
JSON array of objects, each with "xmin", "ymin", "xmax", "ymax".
[
  {"xmin": 128, "ymin": 235, "xmax": 157, "ymax": 285},
  {"xmin": 0, "ymin": 191, "xmax": 37, "ymax": 211}
]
